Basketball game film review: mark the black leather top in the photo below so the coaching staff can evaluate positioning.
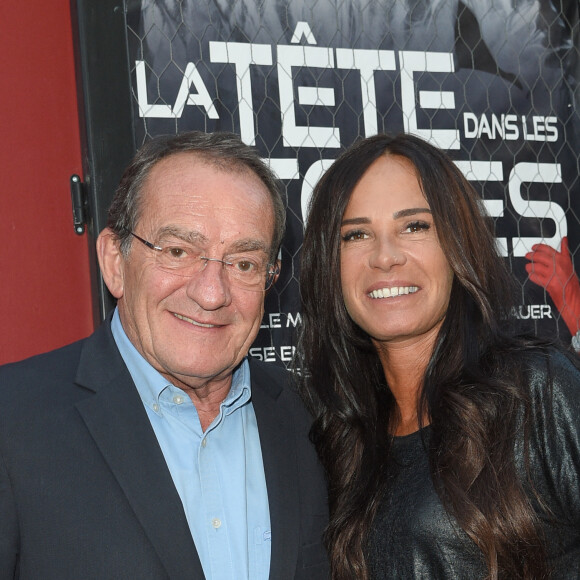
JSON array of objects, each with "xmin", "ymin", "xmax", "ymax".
[{"xmin": 366, "ymin": 349, "xmax": 580, "ymax": 579}]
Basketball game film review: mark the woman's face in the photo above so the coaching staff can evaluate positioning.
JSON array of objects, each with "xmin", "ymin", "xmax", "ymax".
[{"xmin": 340, "ymin": 154, "xmax": 454, "ymax": 350}]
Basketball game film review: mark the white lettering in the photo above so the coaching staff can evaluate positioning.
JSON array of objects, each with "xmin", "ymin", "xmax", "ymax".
[
  {"xmin": 249, "ymin": 346, "xmax": 297, "ymax": 362},
  {"xmin": 291, "ymin": 22, "xmax": 317, "ymax": 45},
  {"xmin": 509, "ymin": 162, "xmax": 565, "ymax": 256},
  {"xmin": 280, "ymin": 346, "xmax": 295, "ymax": 362},
  {"xmin": 477, "ymin": 114, "xmax": 492, "ymax": 139},
  {"xmin": 286, "ymin": 312, "xmax": 303, "ymax": 327},
  {"xmin": 504, "ymin": 114, "xmax": 519, "ymax": 140},
  {"xmin": 249, "ymin": 347, "xmax": 263, "ymax": 361},
  {"xmin": 269, "ymin": 312, "xmax": 282, "ymax": 328},
  {"xmin": 463, "ymin": 113, "xmax": 478, "ymax": 138},
  {"xmin": 260, "ymin": 312, "xmax": 302, "ymax": 328},
  {"xmin": 454, "ymin": 160, "xmax": 507, "ymax": 256},
  {"xmin": 136, "ymin": 60, "xmax": 219, "ymax": 120},
  {"xmin": 210, "ymin": 42, "xmax": 272, "ymax": 144},
  {"xmin": 461, "ymin": 113, "xmax": 520, "ymax": 141},
  {"xmin": 263, "ymin": 347, "xmax": 277, "ymax": 362},
  {"xmin": 336, "ymin": 48, "xmax": 396, "ymax": 137},
  {"xmin": 510, "ymin": 304, "xmax": 553, "ymax": 320},
  {"xmin": 173, "ymin": 62, "xmax": 219, "ymax": 119},
  {"xmin": 277, "ymin": 45, "xmax": 340, "ymax": 148},
  {"xmin": 399, "ymin": 51, "xmax": 459, "ymax": 149},
  {"xmin": 136, "ymin": 60, "xmax": 174, "ymax": 118}
]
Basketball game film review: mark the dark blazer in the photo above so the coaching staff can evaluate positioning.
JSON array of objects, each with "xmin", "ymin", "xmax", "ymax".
[{"xmin": 0, "ymin": 321, "xmax": 329, "ymax": 579}]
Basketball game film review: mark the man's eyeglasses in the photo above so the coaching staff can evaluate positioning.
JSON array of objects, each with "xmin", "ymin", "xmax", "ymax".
[{"xmin": 126, "ymin": 231, "xmax": 279, "ymax": 291}]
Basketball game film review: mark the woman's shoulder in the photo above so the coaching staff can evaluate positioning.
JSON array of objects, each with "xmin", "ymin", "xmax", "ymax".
[
  {"xmin": 515, "ymin": 346, "xmax": 580, "ymax": 473},
  {"xmin": 515, "ymin": 347, "xmax": 580, "ymax": 538},
  {"xmin": 518, "ymin": 346, "xmax": 580, "ymax": 404}
]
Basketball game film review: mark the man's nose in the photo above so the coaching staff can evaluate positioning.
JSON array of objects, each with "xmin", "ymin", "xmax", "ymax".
[{"xmin": 185, "ymin": 259, "xmax": 232, "ymax": 310}]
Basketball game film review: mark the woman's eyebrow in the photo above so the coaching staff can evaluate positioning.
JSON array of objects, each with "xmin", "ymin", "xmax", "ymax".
[
  {"xmin": 393, "ymin": 207, "xmax": 432, "ymax": 219},
  {"xmin": 341, "ymin": 208, "xmax": 431, "ymax": 226},
  {"xmin": 341, "ymin": 217, "xmax": 371, "ymax": 226}
]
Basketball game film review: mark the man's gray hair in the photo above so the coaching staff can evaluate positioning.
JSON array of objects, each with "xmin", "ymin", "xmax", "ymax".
[{"xmin": 107, "ymin": 131, "xmax": 286, "ymax": 262}]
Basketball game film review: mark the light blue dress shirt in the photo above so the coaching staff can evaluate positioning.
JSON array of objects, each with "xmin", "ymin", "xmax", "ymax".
[{"xmin": 111, "ymin": 309, "xmax": 271, "ymax": 579}]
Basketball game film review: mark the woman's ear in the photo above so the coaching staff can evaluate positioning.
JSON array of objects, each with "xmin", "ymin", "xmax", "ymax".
[{"xmin": 96, "ymin": 228, "xmax": 125, "ymax": 299}]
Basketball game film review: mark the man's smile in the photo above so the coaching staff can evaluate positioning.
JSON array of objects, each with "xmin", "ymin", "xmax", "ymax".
[{"xmin": 173, "ymin": 312, "xmax": 220, "ymax": 328}]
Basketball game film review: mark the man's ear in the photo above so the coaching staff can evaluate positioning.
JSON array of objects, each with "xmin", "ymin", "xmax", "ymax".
[
  {"xmin": 96, "ymin": 228, "xmax": 125, "ymax": 299},
  {"xmin": 273, "ymin": 259, "xmax": 281, "ymax": 285},
  {"xmin": 266, "ymin": 259, "xmax": 281, "ymax": 295}
]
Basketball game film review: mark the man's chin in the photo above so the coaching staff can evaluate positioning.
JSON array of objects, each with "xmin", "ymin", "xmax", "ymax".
[{"xmin": 160, "ymin": 360, "xmax": 239, "ymax": 391}]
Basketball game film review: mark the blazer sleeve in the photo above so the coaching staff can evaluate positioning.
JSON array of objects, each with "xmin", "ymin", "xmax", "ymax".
[{"xmin": 0, "ymin": 448, "xmax": 18, "ymax": 578}]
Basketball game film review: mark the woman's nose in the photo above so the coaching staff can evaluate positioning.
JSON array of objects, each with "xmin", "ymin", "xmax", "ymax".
[{"xmin": 368, "ymin": 238, "xmax": 407, "ymax": 270}]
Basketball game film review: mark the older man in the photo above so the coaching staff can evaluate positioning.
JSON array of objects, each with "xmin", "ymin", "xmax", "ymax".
[{"xmin": 0, "ymin": 132, "xmax": 328, "ymax": 579}]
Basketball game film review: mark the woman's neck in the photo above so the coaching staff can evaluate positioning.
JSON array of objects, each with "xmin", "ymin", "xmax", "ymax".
[{"xmin": 374, "ymin": 334, "xmax": 435, "ymax": 436}]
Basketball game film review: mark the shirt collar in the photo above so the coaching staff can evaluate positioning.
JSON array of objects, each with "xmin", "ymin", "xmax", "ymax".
[{"xmin": 110, "ymin": 308, "xmax": 251, "ymax": 410}]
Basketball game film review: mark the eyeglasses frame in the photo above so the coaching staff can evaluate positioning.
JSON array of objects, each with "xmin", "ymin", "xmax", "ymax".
[{"xmin": 124, "ymin": 230, "xmax": 279, "ymax": 291}]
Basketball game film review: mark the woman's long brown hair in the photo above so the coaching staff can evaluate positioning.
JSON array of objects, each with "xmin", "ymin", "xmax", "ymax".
[{"xmin": 298, "ymin": 133, "xmax": 550, "ymax": 579}]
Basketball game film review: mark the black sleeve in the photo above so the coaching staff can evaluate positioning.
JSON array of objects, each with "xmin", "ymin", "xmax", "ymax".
[{"xmin": 526, "ymin": 350, "xmax": 580, "ymax": 528}]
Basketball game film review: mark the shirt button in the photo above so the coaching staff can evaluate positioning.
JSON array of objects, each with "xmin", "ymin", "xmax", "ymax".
[
  {"xmin": 152, "ymin": 403, "xmax": 160, "ymax": 413},
  {"xmin": 201, "ymin": 438, "xmax": 207, "ymax": 448},
  {"xmin": 173, "ymin": 395, "xmax": 184, "ymax": 405},
  {"xmin": 212, "ymin": 518, "xmax": 222, "ymax": 529}
]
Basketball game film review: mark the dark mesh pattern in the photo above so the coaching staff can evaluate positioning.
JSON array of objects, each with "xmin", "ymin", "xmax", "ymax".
[{"xmin": 125, "ymin": 0, "xmax": 580, "ymax": 360}]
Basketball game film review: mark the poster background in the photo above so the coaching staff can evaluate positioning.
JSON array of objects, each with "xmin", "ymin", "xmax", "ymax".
[{"xmin": 122, "ymin": 0, "xmax": 579, "ymax": 362}]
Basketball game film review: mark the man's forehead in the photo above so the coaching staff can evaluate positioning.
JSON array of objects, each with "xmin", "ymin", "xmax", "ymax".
[
  {"xmin": 136, "ymin": 155, "xmax": 275, "ymax": 247},
  {"xmin": 147, "ymin": 151, "xmax": 261, "ymax": 187},
  {"xmin": 142, "ymin": 153, "xmax": 270, "ymax": 205}
]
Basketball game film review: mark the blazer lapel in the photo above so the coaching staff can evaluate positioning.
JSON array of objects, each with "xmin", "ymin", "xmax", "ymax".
[
  {"xmin": 73, "ymin": 322, "xmax": 205, "ymax": 580},
  {"xmin": 250, "ymin": 360, "xmax": 301, "ymax": 580}
]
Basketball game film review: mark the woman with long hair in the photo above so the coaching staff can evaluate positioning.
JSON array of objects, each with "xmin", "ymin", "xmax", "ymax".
[{"xmin": 298, "ymin": 133, "xmax": 580, "ymax": 579}]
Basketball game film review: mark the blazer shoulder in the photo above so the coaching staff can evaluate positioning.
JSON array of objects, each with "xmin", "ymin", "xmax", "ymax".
[
  {"xmin": 0, "ymin": 321, "xmax": 121, "ymax": 410},
  {"xmin": 0, "ymin": 339, "xmax": 85, "ymax": 386},
  {"xmin": 0, "ymin": 339, "xmax": 90, "ymax": 449}
]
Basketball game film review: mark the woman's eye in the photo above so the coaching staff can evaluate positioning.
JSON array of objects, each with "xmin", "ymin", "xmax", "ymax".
[
  {"xmin": 342, "ymin": 230, "xmax": 369, "ymax": 242},
  {"xmin": 405, "ymin": 221, "xmax": 430, "ymax": 233}
]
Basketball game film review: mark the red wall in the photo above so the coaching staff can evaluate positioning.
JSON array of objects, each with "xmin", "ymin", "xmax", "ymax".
[{"xmin": 0, "ymin": 1, "xmax": 94, "ymax": 364}]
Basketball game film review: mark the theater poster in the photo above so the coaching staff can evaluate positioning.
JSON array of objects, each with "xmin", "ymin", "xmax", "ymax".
[{"xmin": 75, "ymin": 0, "xmax": 580, "ymax": 359}]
